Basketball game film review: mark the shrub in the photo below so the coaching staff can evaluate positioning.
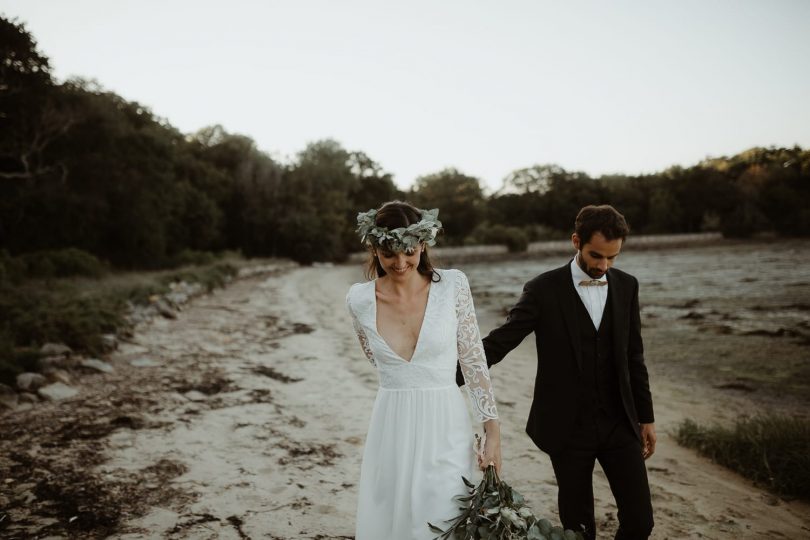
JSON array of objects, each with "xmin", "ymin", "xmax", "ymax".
[
  {"xmin": 675, "ymin": 415, "xmax": 810, "ymax": 499},
  {"xmin": 522, "ymin": 224, "xmax": 567, "ymax": 242},
  {"xmin": 166, "ymin": 249, "xmax": 219, "ymax": 268},
  {"xmin": 468, "ymin": 223, "xmax": 529, "ymax": 253},
  {"xmin": 0, "ymin": 258, "xmax": 238, "ymax": 385},
  {"xmin": 0, "ymin": 333, "xmax": 40, "ymax": 386},
  {"xmin": 0, "ymin": 283, "xmax": 127, "ymax": 385},
  {"xmin": 16, "ymin": 248, "xmax": 108, "ymax": 279},
  {"xmin": 0, "ymin": 284, "xmax": 126, "ymax": 355},
  {"xmin": 720, "ymin": 203, "xmax": 770, "ymax": 238},
  {"xmin": 160, "ymin": 262, "xmax": 237, "ymax": 292},
  {"xmin": 0, "ymin": 250, "xmax": 27, "ymax": 285}
]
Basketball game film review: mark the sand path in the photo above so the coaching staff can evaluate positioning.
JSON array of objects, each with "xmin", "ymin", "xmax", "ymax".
[{"xmin": 116, "ymin": 264, "xmax": 810, "ymax": 539}]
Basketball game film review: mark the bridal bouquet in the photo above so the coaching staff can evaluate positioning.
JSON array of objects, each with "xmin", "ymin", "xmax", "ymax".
[{"xmin": 429, "ymin": 436, "xmax": 584, "ymax": 540}]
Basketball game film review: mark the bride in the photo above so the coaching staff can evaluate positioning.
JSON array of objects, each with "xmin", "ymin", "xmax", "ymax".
[{"xmin": 346, "ymin": 200, "xmax": 501, "ymax": 540}]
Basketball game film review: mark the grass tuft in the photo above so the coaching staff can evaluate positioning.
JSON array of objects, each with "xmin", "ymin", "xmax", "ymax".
[{"xmin": 675, "ymin": 415, "xmax": 810, "ymax": 499}]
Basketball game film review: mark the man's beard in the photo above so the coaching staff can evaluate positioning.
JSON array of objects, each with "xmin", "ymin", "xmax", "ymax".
[{"xmin": 577, "ymin": 252, "xmax": 604, "ymax": 279}]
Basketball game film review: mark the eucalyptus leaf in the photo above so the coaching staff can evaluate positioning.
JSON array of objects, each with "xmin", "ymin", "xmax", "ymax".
[
  {"xmin": 356, "ymin": 207, "xmax": 441, "ymax": 251},
  {"xmin": 527, "ymin": 523, "xmax": 547, "ymax": 540},
  {"xmin": 563, "ymin": 530, "xmax": 581, "ymax": 540},
  {"xmin": 428, "ymin": 522, "xmax": 445, "ymax": 534},
  {"xmin": 434, "ymin": 465, "xmax": 583, "ymax": 539}
]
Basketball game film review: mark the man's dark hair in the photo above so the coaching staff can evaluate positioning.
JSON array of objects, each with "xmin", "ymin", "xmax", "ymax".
[{"xmin": 574, "ymin": 205, "xmax": 630, "ymax": 245}]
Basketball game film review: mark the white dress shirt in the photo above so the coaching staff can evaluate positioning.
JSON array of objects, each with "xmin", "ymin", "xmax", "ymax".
[{"xmin": 570, "ymin": 254, "xmax": 608, "ymax": 330}]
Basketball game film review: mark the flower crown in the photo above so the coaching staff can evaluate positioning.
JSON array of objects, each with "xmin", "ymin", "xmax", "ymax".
[{"xmin": 356, "ymin": 207, "xmax": 442, "ymax": 252}]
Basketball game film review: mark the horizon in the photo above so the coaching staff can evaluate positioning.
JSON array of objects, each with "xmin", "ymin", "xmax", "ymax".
[{"xmin": 4, "ymin": 0, "xmax": 810, "ymax": 190}]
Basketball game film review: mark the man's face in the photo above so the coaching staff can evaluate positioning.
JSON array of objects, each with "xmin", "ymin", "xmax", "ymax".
[{"xmin": 572, "ymin": 231, "xmax": 623, "ymax": 279}]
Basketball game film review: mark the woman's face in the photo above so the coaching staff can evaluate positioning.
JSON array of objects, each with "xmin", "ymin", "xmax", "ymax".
[{"xmin": 376, "ymin": 244, "xmax": 422, "ymax": 278}]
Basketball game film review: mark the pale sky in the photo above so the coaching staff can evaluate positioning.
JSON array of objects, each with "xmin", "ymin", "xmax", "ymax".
[{"xmin": 5, "ymin": 0, "xmax": 810, "ymax": 191}]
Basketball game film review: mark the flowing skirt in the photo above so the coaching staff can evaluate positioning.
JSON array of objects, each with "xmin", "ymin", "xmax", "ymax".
[{"xmin": 356, "ymin": 385, "xmax": 476, "ymax": 540}]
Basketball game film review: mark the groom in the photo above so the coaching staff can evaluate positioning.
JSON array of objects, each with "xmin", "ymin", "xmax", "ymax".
[{"xmin": 460, "ymin": 205, "xmax": 655, "ymax": 539}]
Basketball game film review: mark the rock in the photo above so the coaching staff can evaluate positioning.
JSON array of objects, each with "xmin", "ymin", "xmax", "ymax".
[
  {"xmin": 18, "ymin": 392, "xmax": 39, "ymax": 404},
  {"xmin": 131, "ymin": 303, "xmax": 160, "ymax": 324},
  {"xmin": 154, "ymin": 298, "xmax": 177, "ymax": 319},
  {"xmin": 183, "ymin": 390, "xmax": 208, "ymax": 402},
  {"xmin": 42, "ymin": 368, "xmax": 72, "ymax": 385},
  {"xmin": 118, "ymin": 343, "xmax": 149, "ymax": 355},
  {"xmin": 128, "ymin": 311, "xmax": 148, "ymax": 325},
  {"xmin": 169, "ymin": 280, "xmax": 186, "ymax": 291},
  {"xmin": 79, "ymin": 358, "xmax": 114, "ymax": 373},
  {"xmin": 40, "ymin": 343, "xmax": 72, "ymax": 356},
  {"xmin": 38, "ymin": 382, "xmax": 79, "ymax": 401},
  {"xmin": 16, "ymin": 372, "xmax": 48, "ymax": 391},
  {"xmin": 186, "ymin": 283, "xmax": 203, "ymax": 296},
  {"xmin": 166, "ymin": 291, "xmax": 189, "ymax": 306},
  {"xmin": 37, "ymin": 355, "xmax": 76, "ymax": 370},
  {"xmin": 130, "ymin": 358, "xmax": 159, "ymax": 368},
  {"xmin": 100, "ymin": 334, "xmax": 118, "ymax": 351},
  {"xmin": 0, "ymin": 383, "xmax": 19, "ymax": 409}
]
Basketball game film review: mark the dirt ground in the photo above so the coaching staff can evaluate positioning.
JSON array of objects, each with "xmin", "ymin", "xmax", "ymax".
[{"xmin": 1, "ymin": 241, "xmax": 809, "ymax": 539}]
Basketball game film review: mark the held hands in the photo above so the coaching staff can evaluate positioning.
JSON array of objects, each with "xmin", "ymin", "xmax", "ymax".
[
  {"xmin": 478, "ymin": 420, "xmax": 502, "ymax": 476},
  {"xmin": 640, "ymin": 423, "xmax": 656, "ymax": 460}
]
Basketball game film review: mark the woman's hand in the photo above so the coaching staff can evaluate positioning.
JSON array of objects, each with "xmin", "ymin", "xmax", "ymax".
[{"xmin": 479, "ymin": 420, "xmax": 502, "ymax": 476}]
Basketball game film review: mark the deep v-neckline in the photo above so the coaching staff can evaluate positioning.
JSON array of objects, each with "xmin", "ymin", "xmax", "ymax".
[{"xmin": 371, "ymin": 278, "xmax": 434, "ymax": 364}]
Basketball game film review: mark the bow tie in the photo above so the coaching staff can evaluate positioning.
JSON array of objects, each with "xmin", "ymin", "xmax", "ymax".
[{"xmin": 579, "ymin": 279, "xmax": 607, "ymax": 287}]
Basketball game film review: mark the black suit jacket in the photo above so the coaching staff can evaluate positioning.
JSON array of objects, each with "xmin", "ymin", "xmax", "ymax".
[{"xmin": 460, "ymin": 262, "xmax": 654, "ymax": 455}]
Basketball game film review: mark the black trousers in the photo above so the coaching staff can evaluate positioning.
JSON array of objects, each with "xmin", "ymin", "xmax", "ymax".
[{"xmin": 549, "ymin": 411, "xmax": 654, "ymax": 540}]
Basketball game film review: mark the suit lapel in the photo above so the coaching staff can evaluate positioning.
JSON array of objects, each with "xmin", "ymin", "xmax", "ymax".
[
  {"xmin": 608, "ymin": 270, "xmax": 627, "ymax": 365},
  {"xmin": 556, "ymin": 263, "xmax": 584, "ymax": 372}
]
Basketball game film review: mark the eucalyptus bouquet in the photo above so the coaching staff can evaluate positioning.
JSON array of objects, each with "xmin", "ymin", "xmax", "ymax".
[{"xmin": 429, "ymin": 463, "xmax": 584, "ymax": 540}]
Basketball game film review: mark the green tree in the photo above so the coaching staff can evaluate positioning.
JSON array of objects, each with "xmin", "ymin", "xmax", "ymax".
[
  {"xmin": 485, "ymin": 192, "xmax": 542, "ymax": 228},
  {"xmin": 411, "ymin": 168, "xmax": 486, "ymax": 244},
  {"xmin": 189, "ymin": 125, "xmax": 283, "ymax": 256},
  {"xmin": 539, "ymin": 168, "xmax": 600, "ymax": 231},
  {"xmin": 348, "ymin": 150, "xmax": 401, "ymax": 212},
  {"xmin": 498, "ymin": 164, "xmax": 562, "ymax": 195},
  {"xmin": 0, "ymin": 16, "xmax": 71, "ymax": 184},
  {"xmin": 595, "ymin": 175, "xmax": 652, "ymax": 233},
  {"xmin": 282, "ymin": 139, "xmax": 355, "ymax": 259}
]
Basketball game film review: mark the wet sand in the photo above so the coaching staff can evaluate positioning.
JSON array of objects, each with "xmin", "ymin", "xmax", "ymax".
[{"xmin": 1, "ymin": 241, "xmax": 809, "ymax": 539}]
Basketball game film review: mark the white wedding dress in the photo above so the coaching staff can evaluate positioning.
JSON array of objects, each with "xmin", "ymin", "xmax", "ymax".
[{"xmin": 346, "ymin": 268, "xmax": 499, "ymax": 540}]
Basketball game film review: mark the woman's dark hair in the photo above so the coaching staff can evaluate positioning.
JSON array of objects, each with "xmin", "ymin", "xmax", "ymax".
[
  {"xmin": 364, "ymin": 200, "xmax": 441, "ymax": 282},
  {"xmin": 574, "ymin": 205, "xmax": 630, "ymax": 245}
]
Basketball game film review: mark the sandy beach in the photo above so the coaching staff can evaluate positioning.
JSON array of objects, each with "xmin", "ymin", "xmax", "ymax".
[{"xmin": 2, "ymin": 244, "xmax": 810, "ymax": 539}]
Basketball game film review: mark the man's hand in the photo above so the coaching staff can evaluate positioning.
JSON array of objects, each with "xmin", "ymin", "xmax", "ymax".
[{"xmin": 640, "ymin": 423, "xmax": 656, "ymax": 459}]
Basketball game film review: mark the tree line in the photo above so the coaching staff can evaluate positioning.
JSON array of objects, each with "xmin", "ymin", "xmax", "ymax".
[{"xmin": 2, "ymin": 16, "xmax": 809, "ymax": 267}]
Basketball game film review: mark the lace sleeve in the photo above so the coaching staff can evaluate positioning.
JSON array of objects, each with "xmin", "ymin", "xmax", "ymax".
[
  {"xmin": 347, "ymin": 293, "xmax": 376, "ymax": 367},
  {"xmin": 455, "ymin": 271, "xmax": 498, "ymax": 422}
]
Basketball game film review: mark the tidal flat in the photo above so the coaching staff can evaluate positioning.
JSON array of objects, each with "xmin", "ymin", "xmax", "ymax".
[{"xmin": 457, "ymin": 239, "xmax": 810, "ymax": 414}]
